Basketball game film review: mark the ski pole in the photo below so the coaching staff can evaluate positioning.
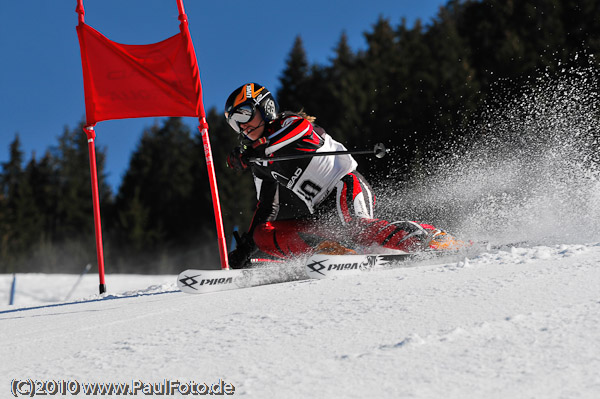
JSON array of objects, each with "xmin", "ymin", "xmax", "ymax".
[
  {"xmin": 9, "ymin": 274, "xmax": 16, "ymax": 305},
  {"xmin": 230, "ymin": 226, "xmax": 240, "ymax": 251},
  {"xmin": 249, "ymin": 143, "xmax": 389, "ymax": 163}
]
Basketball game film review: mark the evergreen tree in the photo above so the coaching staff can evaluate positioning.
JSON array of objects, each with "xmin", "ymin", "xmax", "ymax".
[
  {"xmin": 458, "ymin": 0, "xmax": 568, "ymax": 90},
  {"xmin": 17, "ymin": 158, "xmax": 46, "ymax": 259},
  {"xmin": 277, "ymin": 36, "xmax": 311, "ymax": 112},
  {"xmin": 361, "ymin": 16, "xmax": 405, "ymax": 145},
  {"xmin": 421, "ymin": 3, "xmax": 481, "ymax": 156},
  {"xmin": 115, "ymin": 117, "xmax": 209, "ymax": 272},
  {"xmin": 48, "ymin": 123, "xmax": 111, "ymax": 272},
  {"xmin": 54, "ymin": 126, "xmax": 92, "ymax": 240},
  {"xmin": 360, "ymin": 17, "xmax": 419, "ymax": 179},
  {"xmin": 204, "ymin": 108, "xmax": 257, "ymax": 246},
  {"xmin": 0, "ymin": 135, "xmax": 25, "ymax": 271},
  {"xmin": 325, "ymin": 32, "xmax": 364, "ymax": 146},
  {"xmin": 25, "ymin": 151, "xmax": 63, "ymax": 271},
  {"xmin": 30, "ymin": 151, "xmax": 61, "ymax": 245},
  {"xmin": 0, "ymin": 138, "xmax": 57, "ymax": 272},
  {"xmin": 5, "ymin": 0, "xmax": 600, "ymax": 273},
  {"xmin": 392, "ymin": 19, "xmax": 435, "ymax": 177},
  {"xmin": 302, "ymin": 64, "xmax": 331, "ymax": 118},
  {"xmin": 277, "ymin": 36, "xmax": 335, "ymax": 144}
]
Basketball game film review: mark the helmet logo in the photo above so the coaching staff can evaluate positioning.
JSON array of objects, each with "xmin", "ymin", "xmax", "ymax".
[
  {"xmin": 264, "ymin": 99, "xmax": 276, "ymax": 118},
  {"xmin": 233, "ymin": 84, "xmax": 264, "ymax": 107},
  {"xmin": 246, "ymin": 83, "xmax": 264, "ymax": 99},
  {"xmin": 233, "ymin": 89, "xmax": 247, "ymax": 107}
]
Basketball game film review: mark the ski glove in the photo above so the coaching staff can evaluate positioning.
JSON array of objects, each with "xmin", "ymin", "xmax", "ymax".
[
  {"xmin": 226, "ymin": 146, "xmax": 249, "ymax": 171},
  {"xmin": 228, "ymin": 232, "xmax": 256, "ymax": 269},
  {"xmin": 226, "ymin": 138, "xmax": 269, "ymax": 171}
]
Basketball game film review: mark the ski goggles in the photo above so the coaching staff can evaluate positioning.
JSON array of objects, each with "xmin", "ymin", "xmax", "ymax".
[{"xmin": 225, "ymin": 104, "xmax": 255, "ymax": 134}]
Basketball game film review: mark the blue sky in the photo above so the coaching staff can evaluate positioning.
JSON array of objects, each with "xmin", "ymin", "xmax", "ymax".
[{"xmin": 0, "ymin": 0, "xmax": 447, "ymax": 191}]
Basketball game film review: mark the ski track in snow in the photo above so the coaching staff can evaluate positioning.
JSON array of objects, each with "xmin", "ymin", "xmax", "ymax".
[{"xmin": 1, "ymin": 243, "xmax": 600, "ymax": 398}]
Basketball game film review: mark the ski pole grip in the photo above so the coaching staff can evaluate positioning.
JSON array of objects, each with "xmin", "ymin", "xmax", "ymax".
[{"xmin": 373, "ymin": 143, "xmax": 388, "ymax": 158}]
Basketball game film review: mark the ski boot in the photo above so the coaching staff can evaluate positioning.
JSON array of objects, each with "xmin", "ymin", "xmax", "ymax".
[
  {"xmin": 314, "ymin": 240, "xmax": 357, "ymax": 255},
  {"xmin": 427, "ymin": 229, "xmax": 470, "ymax": 251}
]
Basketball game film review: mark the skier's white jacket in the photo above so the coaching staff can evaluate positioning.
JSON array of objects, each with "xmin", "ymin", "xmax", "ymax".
[{"xmin": 250, "ymin": 113, "xmax": 357, "ymax": 225}]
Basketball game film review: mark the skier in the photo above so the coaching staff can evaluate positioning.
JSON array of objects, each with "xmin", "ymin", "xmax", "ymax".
[{"xmin": 224, "ymin": 83, "xmax": 464, "ymax": 268}]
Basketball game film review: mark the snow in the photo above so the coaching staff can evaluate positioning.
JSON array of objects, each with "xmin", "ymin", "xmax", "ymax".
[
  {"xmin": 3, "ymin": 62, "xmax": 600, "ymax": 398},
  {"xmin": 2, "ymin": 243, "xmax": 600, "ymax": 398}
]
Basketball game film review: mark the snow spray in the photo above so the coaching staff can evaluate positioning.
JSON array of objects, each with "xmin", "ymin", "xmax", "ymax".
[{"xmin": 377, "ymin": 59, "xmax": 600, "ymax": 246}]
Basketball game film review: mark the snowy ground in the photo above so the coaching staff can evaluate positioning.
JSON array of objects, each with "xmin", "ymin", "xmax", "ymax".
[
  {"xmin": 3, "ymin": 62, "xmax": 598, "ymax": 398},
  {"xmin": 2, "ymin": 243, "xmax": 600, "ymax": 398}
]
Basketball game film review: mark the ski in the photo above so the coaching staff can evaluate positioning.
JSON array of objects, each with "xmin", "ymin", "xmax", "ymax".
[
  {"xmin": 177, "ymin": 252, "xmax": 414, "ymax": 294},
  {"xmin": 304, "ymin": 252, "xmax": 413, "ymax": 279},
  {"xmin": 177, "ymin": 246, "xmax": 488, "ymax": 294},
  {"xmin": 303, "ymin": 248, "xmax": 485, "ymax": 279},
  {"xmin": 177, "ymin": 264, "xmax": 306, "ymax": 294}
]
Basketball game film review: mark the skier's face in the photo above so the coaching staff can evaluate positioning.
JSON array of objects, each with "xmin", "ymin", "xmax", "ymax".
[{"xmin": 240, "ymin": 111, "xmax": 265, "ymax": 141}]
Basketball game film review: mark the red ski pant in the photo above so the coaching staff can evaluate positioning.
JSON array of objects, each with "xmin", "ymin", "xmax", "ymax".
[
  {"xmin": 251, "ymin": 172, "xmax": 436, "ymax": 257},
  {"xmin": 253, "ymin": 219, "xmax": 436, "ymax": 258}
]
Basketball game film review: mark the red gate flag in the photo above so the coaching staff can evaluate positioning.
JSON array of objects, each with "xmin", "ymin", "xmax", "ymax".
[
  {"xmin": 76, "ymin": 14, "xmax": 202, "ymax": 125},
  {"xmin": 76, "ymin": 0, "xmax": 230, "ymax": 295}
]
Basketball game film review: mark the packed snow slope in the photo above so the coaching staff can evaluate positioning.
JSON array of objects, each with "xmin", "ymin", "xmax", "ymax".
[
  {"xmin": 2, "ymin": 244, "xmax": 600, "ymax": 398},
  {"xmin": 2, "ymin": 65, "xmax": 600, "ymax": 398}
]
